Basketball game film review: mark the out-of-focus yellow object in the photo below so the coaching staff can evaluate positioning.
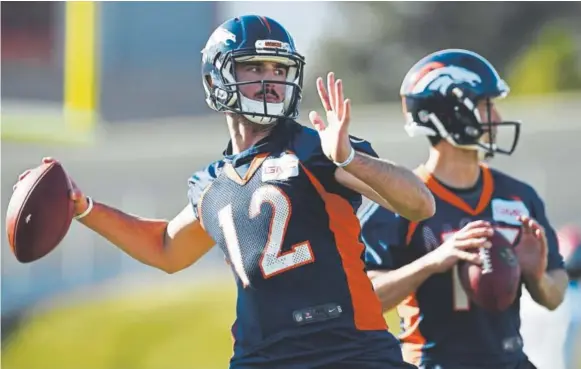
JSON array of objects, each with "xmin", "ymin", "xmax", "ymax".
[
  {"xmin": 385, "ymin": 308, "xmax": 401, "ymax": 336},
  {"xmin": 64, "ymin": 1, "xmax": 98, "ymax": 133},
  {"xmin": 1, "ymin": 1, "xmax": 98, "ymax": 145},
  {"xmin": 508, "ymin": 24, "xmax": 580, "ymax": 97}
]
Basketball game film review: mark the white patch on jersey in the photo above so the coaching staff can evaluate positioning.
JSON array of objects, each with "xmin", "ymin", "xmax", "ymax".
[
  {"xmin": 496, "ymin": 227, "xmax": 520, "ymax": 244},
  {"xmin": 491, "ymin": 198, "xmax": 530, "ymax": 226},
  {"xmin": 261, "ymin": 153, "xmax": 299, "ymax": 182}
]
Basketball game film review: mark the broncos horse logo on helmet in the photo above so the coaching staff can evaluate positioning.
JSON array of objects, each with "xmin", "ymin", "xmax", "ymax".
[
  {"xmin": 400, "ymin": 49, "xmax": 521, "ymax": 158},
  {"xmin": 201, "ymin": 15, "xmax": 305, "ymax": 125}
]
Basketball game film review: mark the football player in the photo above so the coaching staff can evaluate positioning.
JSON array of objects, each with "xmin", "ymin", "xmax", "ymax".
[
  {"xmin": 359, "ymin": 49, "xmax": 569, "ymax": 369},
  {"xmin": 16, "ymin": 16, "xmax": 435, "ymax": 369}
]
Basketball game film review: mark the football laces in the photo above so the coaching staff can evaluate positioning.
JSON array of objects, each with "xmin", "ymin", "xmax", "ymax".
[{"xmin": 480, "ymin": 247, "xmax": 493, "ymax": 274}]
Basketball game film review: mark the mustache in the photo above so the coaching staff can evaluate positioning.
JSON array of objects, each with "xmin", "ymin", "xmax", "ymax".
[{"xmin": 254, "ymin": 87, "xmax": 280, "ymax": 100}]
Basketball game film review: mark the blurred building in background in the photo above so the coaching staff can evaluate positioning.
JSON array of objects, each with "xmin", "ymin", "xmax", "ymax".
[
  {"xmin": 2, "ymin": 2, "xmax": 581, "ymax": 369},
  {"xmin": 2, "ymin": 1, "xmax": 218, "ymax": 122}
]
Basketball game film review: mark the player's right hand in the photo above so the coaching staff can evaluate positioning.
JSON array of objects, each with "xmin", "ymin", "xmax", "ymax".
[
  {"xmin": 426, "ymin": 220, "xmax": 494, "ymax": 274},
  {"xmin": 13, "ymin": 157, "xmax": 90, "ymax": 218}
]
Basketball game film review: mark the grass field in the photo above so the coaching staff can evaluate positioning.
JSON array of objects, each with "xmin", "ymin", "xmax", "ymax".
[{"xmin": 2, "ymin": 280, "xmax": 401, "ymax": 369}]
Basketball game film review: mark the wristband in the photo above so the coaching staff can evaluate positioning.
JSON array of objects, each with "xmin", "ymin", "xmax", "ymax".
[
  {"xmin": 74, "ymin": 196, "xmax": 94, "ymax": 220},
  {"xmin": 334, "ymin": 147, "xmax": 355, "ymax": 167}
]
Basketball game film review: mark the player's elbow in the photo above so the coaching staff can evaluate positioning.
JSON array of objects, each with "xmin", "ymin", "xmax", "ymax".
[
  {"xmin": 154, "ymin": 246, "xmax": 192, "ymax": 275},
  {"xmin": 535, "ymin": 287, "xmax": 566, "ymax": 311},
  {"xmin": 157, "ymin": 221, "xmax": 215, "ymax": 275},
  {"xmin": 542, "ymin": 270, "xmax": 569, "ymax": 310},
  {"xmin": 546, "ymin": 289, "xmax": 567, "ymax": 311},
  {"xmin": 543, "ymin": 297, "xmax": 563, "ymax": 311},
  {"xmin": 405, "ymin": 190, "xmax": 436, "ymax": 222},
  {"xmin": 418, "ymin": 191, "xmax": 436, "ymax": 220},
  {"xmin": 157, "ymin": 253, "xmax": 202, "ymax": 275},
  {"xmin": 139, "ymin": 250, "xmax": 185, "ymax": 274},
  {"xmin": 159, "ymin": 265, "xmax": 183, "ymax": 274},
  {"xmin": 155, "ymin": 255, "xmax": 185, "ymax": 274}
]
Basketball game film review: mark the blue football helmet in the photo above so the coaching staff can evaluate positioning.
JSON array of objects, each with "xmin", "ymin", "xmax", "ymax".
[
  {"xmin": 201, "ymin": 15, "xmax": 305, "ymax": 125},
  {"xmin": 400, "ymin": 49, "xmax": 521, "ymax": 158}
]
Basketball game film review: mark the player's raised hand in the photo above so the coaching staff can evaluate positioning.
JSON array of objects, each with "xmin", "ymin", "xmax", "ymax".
[
  {"xmin": 426, "ymin": 220, "xmax": 494, "ymax": 273},
  {"xmin": 514, "ymin": 215, "xmax": 548, "ymax": 282},
  {"xmin": 309, "ymin": 72, "xmax": 353, "ymax": 165},
  {"xmin": 13, "ymin": 157, "xmax": 90, "ymax": 218}
]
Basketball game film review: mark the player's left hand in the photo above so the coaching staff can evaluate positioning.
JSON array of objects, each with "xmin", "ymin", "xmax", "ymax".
[
  {"xmin": 309, "ymin": 72, "xmax": 353, "ymax": 164},
  {"xmin": 514, "ymin": 215, "xmax": 548, "ymax": 283}
]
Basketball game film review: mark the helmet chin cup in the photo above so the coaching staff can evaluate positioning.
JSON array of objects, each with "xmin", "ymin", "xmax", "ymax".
[{"xmin": 239, "ymin": 94, "xmax": 284, "ymax": 125}]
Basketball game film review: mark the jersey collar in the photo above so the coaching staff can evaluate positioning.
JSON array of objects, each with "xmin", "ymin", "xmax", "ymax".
[{"xmin": 222, "ymin": 119, "xmax": 293, "ymax": 167}]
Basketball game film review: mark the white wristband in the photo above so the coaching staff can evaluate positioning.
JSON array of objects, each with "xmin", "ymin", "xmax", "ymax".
[
  {"xmin": 334, "ymin": 147, "xmax": 356, "ymax": 167},
  {"xmin": 74, "ymin": 196, "xmax": 94, "ymax": 220}
]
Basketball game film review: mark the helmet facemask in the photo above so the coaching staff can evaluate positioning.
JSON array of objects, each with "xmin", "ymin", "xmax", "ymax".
[{"xmin": 476, "ymin": 98, "xmax": 521, "ymax": 159}]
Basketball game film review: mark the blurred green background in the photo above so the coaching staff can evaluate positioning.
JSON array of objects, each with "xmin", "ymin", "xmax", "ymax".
[
  {"xmin": 2, "ymin": 2, "xmax": 581, "ymax": 369},
  {"xmin": 2, "ymin": 280, "xmax": 238, "ymax": 369}
]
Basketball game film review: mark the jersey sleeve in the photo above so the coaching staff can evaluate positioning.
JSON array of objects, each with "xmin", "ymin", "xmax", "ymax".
[
  {"xmin": 358, "ymin": 201, "xmax": 411, "ymax": 271},
  {"xmin": 296, "ymin": 127, "xmax": 379, "ymax": 209},
  {"xmin": 348, "ymin": 136, "xmax": 379, "ymax": 157},
  {"xmin": 529, "ymin": 188, "xmax": 565, "ymax": 271},
  {"xmin": 187, "ymin": 160, "xmax": 223, "ymax": 219}
]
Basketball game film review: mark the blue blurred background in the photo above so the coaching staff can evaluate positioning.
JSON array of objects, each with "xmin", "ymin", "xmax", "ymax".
[{"xmin": 2, "ymin": 2, "xmax": 581, "ymax": 369}]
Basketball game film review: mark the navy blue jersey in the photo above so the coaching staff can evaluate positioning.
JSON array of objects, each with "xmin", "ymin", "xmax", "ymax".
[
  {"xmin": 188, "ymin": 120, "xmax": 400, "ymax": 368},
  {"xmin": 360, "ymin": 164, "xmax": 565, "ymax": 369}
]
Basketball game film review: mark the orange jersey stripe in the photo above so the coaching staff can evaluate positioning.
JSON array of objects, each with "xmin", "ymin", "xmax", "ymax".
[
  {"xmin": 406, "ymin": 221, "xmax": 419, "ymax": 245},
  {"xmin": 397, "ymin": 214, "xmax": 427, "ymax": 365},
  {"xmin": 415, "ymin": 164, "xmax": 494, "ymax": 216},
  {"xmin": 301, "ymin": 164, "xmax": 387, "ymax": 331}
]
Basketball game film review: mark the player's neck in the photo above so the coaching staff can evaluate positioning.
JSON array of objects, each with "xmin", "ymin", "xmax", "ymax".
[
  {"xmin": 226, "ymin": 114, "xmax": 275, "ymax": 154},
  {"xmin": 425, "ymin": 146, "xmax": 481, "ymax": 189}
]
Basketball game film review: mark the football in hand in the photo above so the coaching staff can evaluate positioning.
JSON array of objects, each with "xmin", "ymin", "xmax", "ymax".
[
  {"xmin": 6, "ymin": 161, "xmax": 75, "ymax": 263},
  {"xmin": 458, "ymin": 230, "xmax": 521, "ymax": 312}
]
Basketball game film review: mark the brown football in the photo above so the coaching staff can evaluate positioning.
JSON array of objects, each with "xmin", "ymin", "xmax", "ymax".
[
  {"xmin": 458, "ymin": 230, "xmax": 521, "ymax": 312},
  {"xmin": 6, "ymin": 161, "xmax": 75, "ymax": 263}
]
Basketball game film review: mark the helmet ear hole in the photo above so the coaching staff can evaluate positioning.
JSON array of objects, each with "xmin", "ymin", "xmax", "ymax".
[
  {"xmin": 464, "ymin": 125, "xmax": 481, "ymax": 138},
  {"xmin": 204, "ymin": 74, "xmax": 213, "ymax": 88},
  {"xmin": 427, "ymin": 135, "xmax": 442, "ymax": 147}
]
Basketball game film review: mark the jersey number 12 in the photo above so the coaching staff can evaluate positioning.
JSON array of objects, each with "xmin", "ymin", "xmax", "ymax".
[{"xmin": 218, "ymin": 185, "xmax": 314, "ymax": 286}]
